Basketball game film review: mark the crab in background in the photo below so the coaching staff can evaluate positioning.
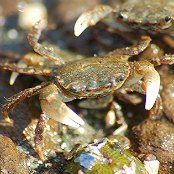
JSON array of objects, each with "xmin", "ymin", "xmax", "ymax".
[{"xmin": 74, "ymin": 0, "xmax": 174, "ymax": 37}]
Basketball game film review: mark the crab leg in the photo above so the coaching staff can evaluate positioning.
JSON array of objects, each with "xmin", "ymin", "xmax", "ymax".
[
  {"xmin": 0, "ymin": 60, "xmax": 52, "ymax": 76},
  {"xmin": 28, "ymin": 20, "xmax": 65, "ymax": 64},
  {"xmin": 1, "ymin": 82, "xmax": 51, "ymax": 123},
  {"xmin": 34, "ymin": 113, "xmax": 48, "ymax": 161},
  {"xmin": 149, "ymin": 54, "xmax": 174, "ymax": 66},
  {"xmin": 39, "ymin": 83, "xmax": 85, "ymax": 128},
  {"xmin": 108, "ymin": 35, "xmax": 151, "ymax": 60},
  {"xmin": 9, "ymin": 52, "xmax": 58, "ymax": 85}
]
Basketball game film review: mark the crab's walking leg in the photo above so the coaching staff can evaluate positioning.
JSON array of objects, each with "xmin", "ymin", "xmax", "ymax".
[
  {"xmin": 39, "ymin": 83, "xmax": 85, "ymax": 128},
  {"xmin": 149, "ymin": 54, "xmax": 174, "ymax": 66},
  {"xmin": 34, "ymin": 113, "xmax": 48, "ymax": 161},
  {"xmin": 0, "ymin": 60, "xmax": 52, "ymax": 76},
  {"xmin": 28, "ymin": 21, "xmax": 65, "ymax": 64},
  {"xmin": 108, "ymin": 35, "xmax": 151, "ymax": 60},
  {"xmin": 0, "ymin": 52, "xmax": 52, "ymax": 84},
  {"xmin": 1, "ymin": 82, "xmax": 51, "ymax": 123},
  {"xmin": 105, "ymin": 100, "xmax": 128, "ymax": 134}
]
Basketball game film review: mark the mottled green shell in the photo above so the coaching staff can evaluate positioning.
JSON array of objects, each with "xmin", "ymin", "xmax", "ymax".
[
  {"xmin": 56, "ymin": 57, "xmax": 130, "ymax": 97},
  {"xmin": 118, "ymin": 0, "xmax": 174, "ymax": 31}
]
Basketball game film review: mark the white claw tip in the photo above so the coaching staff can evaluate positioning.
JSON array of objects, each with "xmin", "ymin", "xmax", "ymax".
[
  {"xmin": 74, "ymin": 15, "xmax": 91, "ymax": 37},
  {"xmin": 145, "ymin": 69, "xmax": 160, "ymax": 110},
  {"xmin": 9, "ymin": 72, "xmax": 19, "ymax": 85},
  {"xmin": 67, "ymin": 110, "xmax": 85, "ymax": 128}
]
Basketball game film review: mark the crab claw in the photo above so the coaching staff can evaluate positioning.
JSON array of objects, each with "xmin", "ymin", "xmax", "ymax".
[
  {"xmin": 39, "ymin": 84, "xmax": 85, "ymax": 128},
  {"xmin": 144, "ymin": 67, "xmax": 160, "ymax": 110},
  {"xmin": 40, "ymin": 98, "xmax": 85, "ymax": 128},
  {"xmin": 74, "ymin": 5, "xmax": 112, "ymax": 36},
  {"xmin": 134, "ymin": 61, "xmax": 160, "ymax": 110}
]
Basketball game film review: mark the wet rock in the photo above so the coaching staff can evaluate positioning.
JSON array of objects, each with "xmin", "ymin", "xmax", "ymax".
[
  {"xmin": 132, "ymin": 118, "xmax": 174, "ymax": 174},
  {"xmin": 160, "ymin": 66, "xmax": 174, "ymax": 122},
  {"xmin": 64, "ymin": 138, "xmax": 151, "ymax": 174},
  {"xmin": 0, "ymin": 134, "xmax": 29, "ymax": 174}
]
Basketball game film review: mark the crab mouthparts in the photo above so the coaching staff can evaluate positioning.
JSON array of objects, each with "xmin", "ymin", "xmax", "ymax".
[{"xmin": 145, "ymin": 68, "xmax": 160, "ymax": 110}]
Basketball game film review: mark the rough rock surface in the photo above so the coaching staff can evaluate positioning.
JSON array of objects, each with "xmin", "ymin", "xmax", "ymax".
[{"xmin": 0, "ymin": 134, "xmax": 29, "ymax": 174}]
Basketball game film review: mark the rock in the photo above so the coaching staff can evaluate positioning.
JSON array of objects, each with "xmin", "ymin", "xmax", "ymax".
[
  {"xmin": 0, "ymin": 134, "xmax": 29, "ymax": 174},
  {"xmin": 132, "ymin": 118, "xmax": 174, "ymax": 174}
]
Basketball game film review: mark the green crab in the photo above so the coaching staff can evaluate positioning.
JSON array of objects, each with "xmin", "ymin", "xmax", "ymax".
[
  {"xmin": 74, "ymin": 0, "xmax": 174, "ymax": 36},
  {"xmin": 1, "ymin": 21, "xmax": 174, "ymax": 160}
]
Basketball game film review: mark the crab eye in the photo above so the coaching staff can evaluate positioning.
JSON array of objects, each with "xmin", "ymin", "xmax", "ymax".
[
  {"xmin": 118, "ymin": 74, "xmax": 125, "ymax": 82},
  {"xmin": 118, "ymin": 12, "xmax": 124, "ymax": 19},
  {"xmin": 165, "ymin": 16, "xmax": 172, "ymax": 23}
]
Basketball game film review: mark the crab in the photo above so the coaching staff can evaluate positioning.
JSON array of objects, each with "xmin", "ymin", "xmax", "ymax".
[
  {"xmin": 74, "ymin": 0, "xmax": 174, "ymax": 37},
  {"xmin": 1, "ymin": 21, "xmax": 174, "ymax": 160}
]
